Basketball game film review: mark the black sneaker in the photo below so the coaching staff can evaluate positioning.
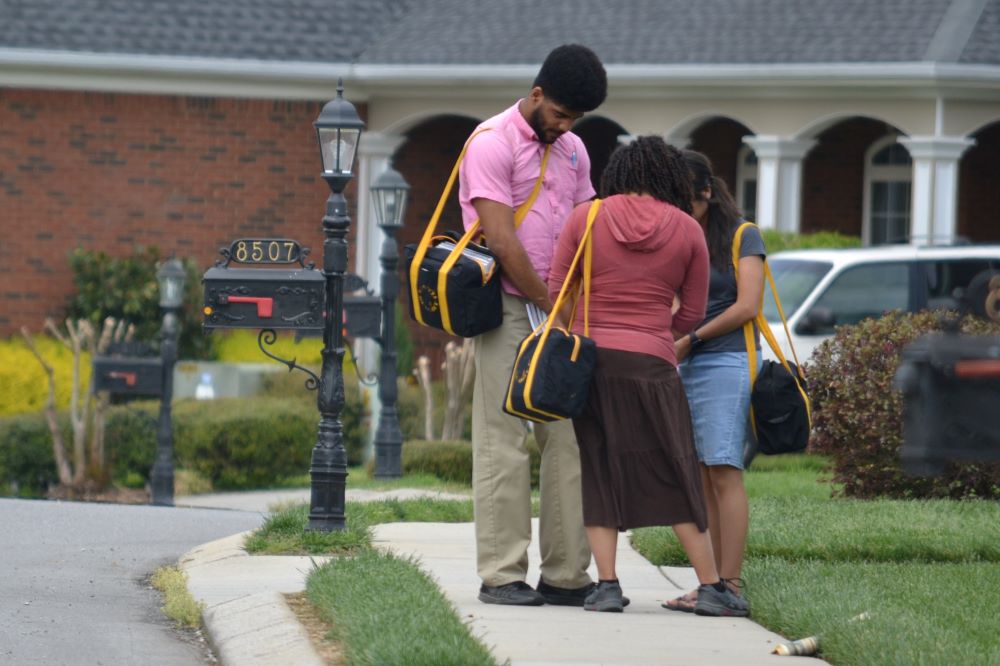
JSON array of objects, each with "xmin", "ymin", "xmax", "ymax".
[
  {"xmin": 537, "ymin": 579, "xmax": 631, "ymax": 608},
  {"xmin": 583, "ymin": 580, "xmax": 624, "ymax": 612},
  {"xmin": 478, "ymin": 581, "xmax": 545, "ymax": 606},
  {"xmin": 694, "ymin": 584, "xmax": 750, "ymax": 617}
]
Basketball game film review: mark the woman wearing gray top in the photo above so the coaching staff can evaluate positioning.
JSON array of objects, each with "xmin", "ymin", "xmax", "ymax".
[{"xmin": 665, "ymin": 150, "xmax": 766, "ymax": 614}]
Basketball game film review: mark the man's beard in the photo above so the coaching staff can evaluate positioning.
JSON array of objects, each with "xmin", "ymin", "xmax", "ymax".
[{"xmin": 529, "ymin": 107, "xmax": 558, "ymax": 144}]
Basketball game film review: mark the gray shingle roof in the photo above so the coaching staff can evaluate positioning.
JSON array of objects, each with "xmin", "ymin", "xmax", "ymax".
[
  {"xmin": 0, "ymin": 0, "xmax": 407, "ymax": 62},
  {"xmin": 0, "ymin": 0, "xmax": 996, "ymax": 66},
  {"xmin": 961, "ymin": 0, "xmax": 1000, "ymax": 63},
  {"xmin": 357, "ymin": 0, "xmax": 955, "ymax": 65}
]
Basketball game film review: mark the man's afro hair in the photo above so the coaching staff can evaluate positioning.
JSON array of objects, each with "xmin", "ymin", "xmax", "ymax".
[{"xmin": 533, "ymin": 44, "xmax": 607, "ymax": 113}]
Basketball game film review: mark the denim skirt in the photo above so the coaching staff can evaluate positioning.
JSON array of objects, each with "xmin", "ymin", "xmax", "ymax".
[{"xmin": 678, "ymin": 351, "xmax": 757, "ymax": 470}]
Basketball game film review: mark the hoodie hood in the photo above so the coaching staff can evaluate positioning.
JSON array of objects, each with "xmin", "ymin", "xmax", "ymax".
[{"xmin": 601, "ymin": 194, "xmax": 690, "ymax": 252}]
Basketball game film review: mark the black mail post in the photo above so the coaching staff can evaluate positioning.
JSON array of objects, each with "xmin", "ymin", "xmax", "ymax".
[
  {"xmin": 203, "ymin": 239, "xmax": 325, "ymax": 332},
  {"xmin": 894, "ymin": 330, "xmax": 1000, "ymax": 475},
  {"xmin": 92, "ymin": 353, "xmax": 163, "ymax": 397}
]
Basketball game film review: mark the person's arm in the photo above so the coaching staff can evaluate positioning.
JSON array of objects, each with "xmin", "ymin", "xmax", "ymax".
[
  {"xmin": 475, "ymin": 198, "xmax": 553, "ymax": 312},
  {"xmin": 547, "ymin": 205, "xmax": 587, "ymax": 326},
  {"xmin": 675, "ymin": 254, "xmax": 764, "ymax": 360}
]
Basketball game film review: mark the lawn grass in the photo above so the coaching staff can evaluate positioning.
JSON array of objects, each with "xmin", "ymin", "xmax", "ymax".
[
  {"xmin": 307, "ymin": 549, "xmax": 497, "ymax": 666},
  {"xmin": 273, "ymin": 467, "xmax": 473, "ymax": 494},
  {"xmin": 245, "ymin": 495, "xmax": 490, "ymax": 664},
  {"xmin": 630, "ymin": 453, "xmax": 1000, "ymax": 666},
  {"xmin": 746, "ymin": 558, "xmax": 1000, "ymax": 666},
  {"xmin": 245, "ymin": 497, "xmax": 475, "ymax": 555}
]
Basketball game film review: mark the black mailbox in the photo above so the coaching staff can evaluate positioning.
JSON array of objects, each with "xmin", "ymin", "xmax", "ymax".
[
  {"xmin": 203, "ymin": 266, "xmax": 325, "ymax": 332},
  {"xmin": 93, "ymin": 356, "xmax": 164, "ymax": 397},
  {"xmin": 344, "ymin": 296, "xmax": 382, "ymax": 339},
  {"xmin": 894, "ymin": 331, "xmax": 1000, "ymax": 475}
]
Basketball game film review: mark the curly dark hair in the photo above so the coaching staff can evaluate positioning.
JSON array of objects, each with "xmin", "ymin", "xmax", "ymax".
[
  {"xmin": 682, "ymin": 149, "xmax": 744, "ymax": 271},
  {"xmin": 599, "ymin": 136, "xmax": 694, "ymax": 214},
  {"xmin": 533, "ymin": 44, "xmax": 607, "ymax": 113}
]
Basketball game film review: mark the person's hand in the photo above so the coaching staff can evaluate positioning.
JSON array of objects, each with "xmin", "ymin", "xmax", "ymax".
[{"xmin": 674, "ymin": 334, "xmax": 691, "ymax": 362}]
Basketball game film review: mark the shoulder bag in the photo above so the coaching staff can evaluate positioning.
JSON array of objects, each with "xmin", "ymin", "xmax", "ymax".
[
  {"xmin": 404, "ymin": 129, "xmax": 551, "ymax": 338},
  {"xmin": 503, "ymin": 199, "xmax": 601, "ymax": 422},
  {"xmin": 733, "ymin": 222, "xmax": 812, "ymax": 455}
]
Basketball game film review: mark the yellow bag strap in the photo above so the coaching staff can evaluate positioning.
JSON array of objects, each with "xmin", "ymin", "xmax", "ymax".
[
  {"xmin": 732, "ymin": 222, "xmax": 812, "ymax": 433},
  {"xmin": 408, "ymin": 127, "xmax": 551, "ymax": 334},
  {"xmin": 505, "ymin": 199, "xmax": 600, "ymax": 421}
]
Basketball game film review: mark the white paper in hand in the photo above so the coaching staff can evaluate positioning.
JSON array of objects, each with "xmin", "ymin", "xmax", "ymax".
[{"xmin": 526, "ymin": 303, "xmax": 547, "ymax": 334}]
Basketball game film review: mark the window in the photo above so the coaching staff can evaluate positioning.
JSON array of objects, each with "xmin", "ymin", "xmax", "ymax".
[
  {"xmin": 762, "ymin": 258, "xmax": 833, "ymax": 321},
  {"xmin": 919, "ymin": 259, "xmax": 1000, "ymax": 312},
  {"xmin": 802, "ymin": 262, "xmax": 910, "ymax": 335},
  {"xmin": 864, "ymin": 137, "xmax": 912, "ymax": 245},
  {"xmin": 736, "ymin": 145, "xmax": 758, "ymax": 221}
]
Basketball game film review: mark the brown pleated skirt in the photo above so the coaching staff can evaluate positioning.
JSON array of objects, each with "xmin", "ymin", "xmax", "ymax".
[{"xmin": 573, "ymin": 348, "xmax": 708, "ymax": 532}]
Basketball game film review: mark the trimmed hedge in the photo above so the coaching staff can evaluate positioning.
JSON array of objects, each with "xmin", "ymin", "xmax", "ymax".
[
  {"xmin": 809, "ymin": 310, "xmax": 1000, "ymax": 499},
  {"xmin": 0, "ymin": 392, "xmax": 369, "ymax": 494},
  {"xmin": 367, "ymin": 439, "xmax": 541, "ymax": 488},
  {"xmin": 760, "ymin": 229, "xmax": 861, "ymax": 254}
]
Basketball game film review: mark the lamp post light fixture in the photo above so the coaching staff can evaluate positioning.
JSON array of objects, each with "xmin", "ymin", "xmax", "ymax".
[
  {"xmin": 308, "ymin": 79, "xmax": 365, "ymax": 531},
  {"xmin": 150, "ymin": 257, "xmax": 186, "ymax": 506},
  {"xmin": 370, "ymin": 166, "xmax": 410, "ymax": 478}
]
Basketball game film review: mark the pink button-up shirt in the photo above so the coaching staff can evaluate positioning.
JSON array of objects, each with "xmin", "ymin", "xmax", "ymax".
[{"xmin": 459, "ymin": 101, "xmax": 595, "ymax": 297}]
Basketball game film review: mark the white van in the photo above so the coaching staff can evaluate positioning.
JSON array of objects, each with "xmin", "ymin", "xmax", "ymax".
[{"xmin": 763, "ymin": 245, "xmax": 1000, "ymax": 362}]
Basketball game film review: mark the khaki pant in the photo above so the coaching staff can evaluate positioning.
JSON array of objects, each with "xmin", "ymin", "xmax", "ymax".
[{"xmin": 472, "ymin": 292, "xmax": 592, "ymax": 588}]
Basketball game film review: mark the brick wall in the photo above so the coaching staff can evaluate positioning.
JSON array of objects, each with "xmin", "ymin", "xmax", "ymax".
[
  {"xmin": 801, "ymin": 118, "xmax": 893, "ymax": 235},
  {"xmin": 0, "ymin": 88, "xmax": 364, "ymax": 335},
  {"xmin": 392, "ymin": 115, "xmax": 482, "ymax": 371},
  {"xmin": 689, "ymin": 117, "xmax": 752, "ymax": 197},
  {"xmin": 959, "ymin": 121, "xmax": 1000, "ymax": 242}
]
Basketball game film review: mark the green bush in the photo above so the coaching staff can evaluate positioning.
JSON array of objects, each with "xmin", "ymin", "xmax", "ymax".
[
  {"xmin": 761, "ymin": 229, "xmax": 861, "ymax": 254},
  {"xmin": 0, "ymin": 391, "xmax": 368, "ymax": 495},
  {"xmin": 172, "ymin": 398, "xmax": 317, "ymax": 489},
  {"xmin": 0, "ymin": 412, "xmax": 61, "ymax": 496},
  {"xmin": 66, "ymin": 246, "xmax": 215, "ymax": 360},
  {"xmin": 809, "ymin": 310, "xmax": 1000, "ymax": 499},
  {"xmin": 367, "ymin": 438, "xmax": 541, "ymax": 488}
]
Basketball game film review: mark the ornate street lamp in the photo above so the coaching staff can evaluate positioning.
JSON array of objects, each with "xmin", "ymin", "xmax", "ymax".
[
  {"xmin": 369, "ymin": 166, "xmax": 410, "ymax": 478},
  {"xmin": 308, "ymin": 80, "xmax": 365, "ymax": 531},
  {"xmin": 150, "ymin": 257, "xmax": 186, "ymax": 505}
]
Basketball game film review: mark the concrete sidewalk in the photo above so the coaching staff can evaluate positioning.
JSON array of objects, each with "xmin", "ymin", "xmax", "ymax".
[{"xmin": 179, "ymin": 489, "xmax": 825, "ymax": 665}]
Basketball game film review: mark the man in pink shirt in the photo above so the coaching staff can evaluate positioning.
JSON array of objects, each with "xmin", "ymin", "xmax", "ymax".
[{"xmin": 458, "ymin": 44, "xmax": 608, "ymax": 607}]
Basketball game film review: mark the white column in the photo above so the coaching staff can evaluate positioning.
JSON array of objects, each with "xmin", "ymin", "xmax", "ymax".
[
  {"xmin": 898, "ymin": 136, "xmax": 975, "ymax": 245},
  {"xmin": 355, "ymin": 131, "xmax": 406, "ymax": 459},
  {"xmin": 742, "ymin": 136, "xmax": 815, "ymax": 233}
]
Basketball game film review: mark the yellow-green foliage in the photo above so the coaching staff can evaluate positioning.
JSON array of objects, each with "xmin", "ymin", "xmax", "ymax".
[
  {"xmin": 151, "ymin": 566, "xmax": 204, "ymax": 628},
  {"xmin": 0, "ymin": 334, "xmax": 92, "ymax": 417},
  {"xmin": 212, "ymin": 330, "xmax": 324, "ymax": 366}
]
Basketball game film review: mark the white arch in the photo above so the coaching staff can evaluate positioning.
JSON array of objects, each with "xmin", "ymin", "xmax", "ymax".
[
  {"xmin": 380, "ymin": 109, "xmax": 483, "ymax": 136},
  {"xmin": 793, "ymin": 111, "xmax": 907, "ymax": 141},
  {"xmin": 664, "ymin": 111, "xmax": 758, "ymax": 145},
  {"xmin": 965, "ymin": 115, "xmax": 1000, "ymax": 137}
]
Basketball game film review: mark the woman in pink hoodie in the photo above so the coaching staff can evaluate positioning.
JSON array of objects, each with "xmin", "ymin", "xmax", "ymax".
[{"xmin": 548, "ymin": 136, "xmax": 748, "ymax": 616}]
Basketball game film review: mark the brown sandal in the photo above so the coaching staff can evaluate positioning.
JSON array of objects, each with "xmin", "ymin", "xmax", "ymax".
[{"xmin": 661, "ymin": 589, "xmax": 697, "ymax": 613}]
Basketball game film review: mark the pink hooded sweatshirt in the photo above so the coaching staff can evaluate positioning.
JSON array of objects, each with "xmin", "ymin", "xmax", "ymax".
[{"xmin": 547, "ymin": 194, "xmax": 709, "ymax": 367}]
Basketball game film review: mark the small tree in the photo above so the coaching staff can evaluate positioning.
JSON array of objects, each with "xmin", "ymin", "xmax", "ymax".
[
  {"xmin": 441, "ymin": 339, "xmax": 474, "ymax": 441},
  {"xmin": 21, "ymin": 317, "xmax": 133, "ymax": 492}
]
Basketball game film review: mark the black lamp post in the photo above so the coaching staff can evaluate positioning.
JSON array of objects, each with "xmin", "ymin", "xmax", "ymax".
[
  {"xmin": 150, "ymin": 258, "xmax": 186, "ymax": 506},
  {"xmin": 370, "ymin": 166, "xmax": 410, "ymax": 478},
  {"xmin": 308, "ymin": 80, "xmax": 365, "ymax": 531}
]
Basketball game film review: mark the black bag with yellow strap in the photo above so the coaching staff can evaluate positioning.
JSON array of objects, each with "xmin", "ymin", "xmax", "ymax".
[
  {"xmin": 733, "ymin": 222, "xmax": 812, "ymax": 455},
  {"xmin": 404, "ymin": 129, "xmax": 551, "ymax": 338},
  {"xmin": 503, "ymin": 200, "xmax": 601, "ymax": 423}
]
